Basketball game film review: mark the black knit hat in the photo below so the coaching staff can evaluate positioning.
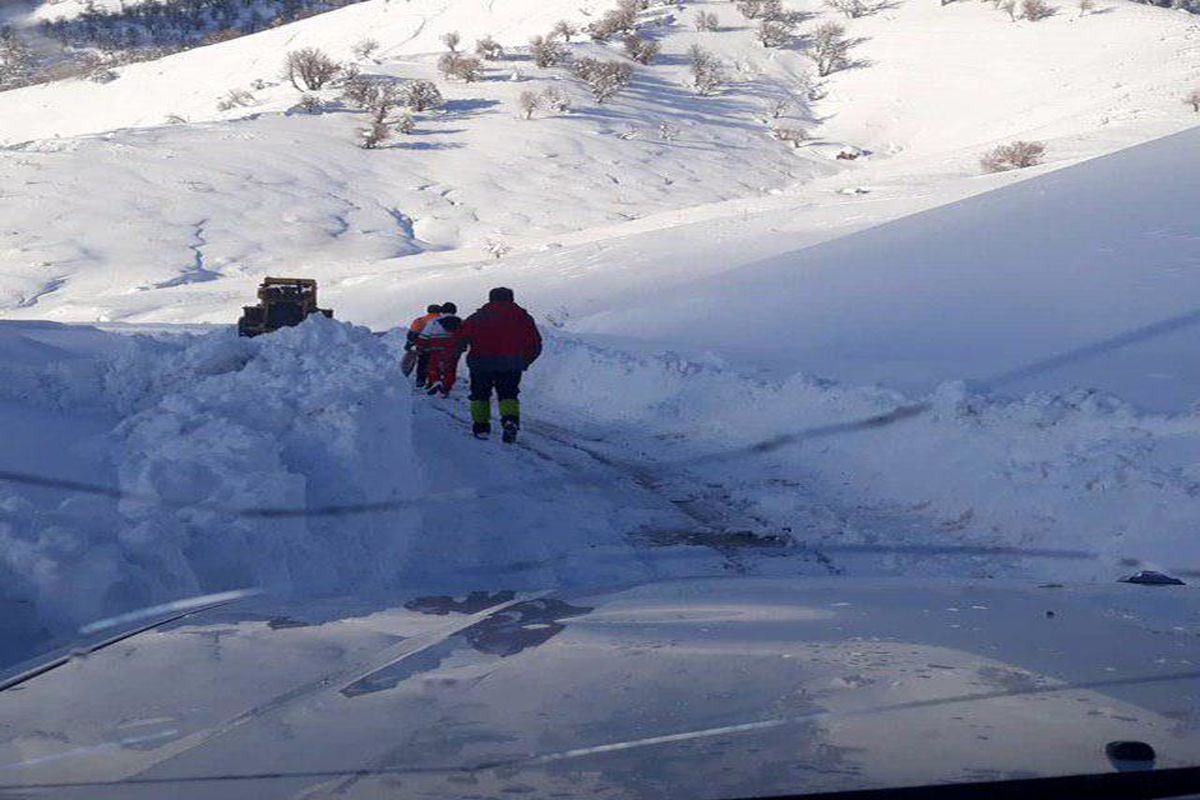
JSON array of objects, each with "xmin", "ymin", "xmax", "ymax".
[
  {"xmin": 427, "ymin": 303, "xmax": 442, "ymax": 313},
  {"xmin": 489, "ymin": 287, "xmax": 515, "ymax": 303},
  {"xmin": 440, "ymin": 302, "xmax": 457, "ymax": 314}
]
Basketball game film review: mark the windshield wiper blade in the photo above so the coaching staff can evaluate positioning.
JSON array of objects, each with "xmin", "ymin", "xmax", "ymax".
[{"xmin": 0, "ymin": 595, "xmax": 248, "ymax": 694}]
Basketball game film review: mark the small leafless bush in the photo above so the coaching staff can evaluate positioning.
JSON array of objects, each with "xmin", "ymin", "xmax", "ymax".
[
  {"xmin": 588, "ymin": 0, "xmax": 644, "ymax": 41},
  {"xmin": 1001, "ymin": 0, "xmax": 1018, "ymax": 19},
  {"xmin": 486, "ymin": 238, "xmax": 513, "ymax": 259},
  {"xmin": 294, "ymin": 93, "xmax": 324, "ymax": 113},
  {"xmin": 1022, "ymin": 0, "xmax": 1057, "ymax": 19},
  {"xmin": 736, "ymin": 0, "xmax": 785, "ymax": 19},
  {"xmin": 476, "ymin": 36, "xmax": 505, "ymax": 61},
  {"xmin": 1186, "ymin": 88, "xmax": 1200, "ymax": 113},
  {"xmin": 217, "ymin": 88, "xmax": 256, "ymax": 111},
  {"xmin": 810, "ymin": 22, "xmax": 852, "ymax": 76},
  {"xmin": 438, "ymin": 52, "xmax": 483, "ymax": 82},
  {"xmin": 542, "ymin": 84, "xmax": 572, "ymax": 113},
  {"xmin": 441, "ymin": 31, "xmax": 462, "ymax": 52},
  {"xmin": 695, "ymin": 10, "xmax": 720, "ymax": 30},
  {"xmin": 772, "ymin": 126, "xmax": 810, "ymax": 148},
  {"xmin": 980, "ymin": 140, "xmax": 1046, "ymax": 172},
  {"xmin": 530, "ymin": 34, "xmax": 569, "ymax": 68},
  {"xmin": 623, "ymin": 34, "xmax": 661, "ymax": 64},
  {"xmin": 573, "ymin": 58, "xmax": 634, "ymax": 103},
  {"xmin": 404, "ymin": 79, "xmax": 443, "ymax": 112},
  {"xmin": 826, "ymin": 0, "xmax": 877, "ymax": 16},
  {"xmin": 1077, "ymin": 0, "xmax": 1096, "ymax": 15},
  {"xmin": 688, "ymin": 44, "xmax": 726, "ymax": 95},
  {"xmin": 551, "ymin": 20, "xmax": 579, "ymax": 41},
  {"xmin": 756, "ymin": 18, "xmax": 795, "ymax": 47},
  {"xmin": 284, "ymin": 47, "xmax": 340, "ymax": 90},
  {"xmin": 764, "ymin": 96, "xmax": 793, "ymax": 120},
  {"xmin": 352, "ymin": 38, "xmax": 380, "ymax": 60},
  {"xmin": 518, "ymin": 90, "xmax": 540, "ymax": 119}
]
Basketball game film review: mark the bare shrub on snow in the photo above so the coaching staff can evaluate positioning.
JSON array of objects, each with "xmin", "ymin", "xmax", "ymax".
[
  {"xmin": 441, "ymin": 31, "xmax": 462, "ymax": 53},
  {"xmin": 695, "ymin": 10, "xmax": 720, "ymax": 31},
  {"xmin": 810, "ymin": 22, "xmax": 853, "ymax": 77},
  {"xmin": 530, "ymin": 34, "xmax": 569, "ymax": 68},
  {"xmin": 475, "ymin": 36, "xmax": 505, "ymax": 61},
  {"xmin": 518, "ymin": 90, "xmax": 540, "ymax": 119},
  {"xmin": 361, "ymin": 117, "xmax": 391, "ymax": 149},
  {"xmin": 486, "ymin": 238, "xmax": 513, "ymax": 259},
  {"xmin": 1077, "ymin": 0, "xmax": 1096, "ymax": 14},
  {"xmin": 542, "ymin": 84, "xmax": 572, "ymax": 113},
  {"xmin": 1186, "ymin": 89, "xmax": 1200, "ymax": 113},
  {"xmin": 688, "ymin": 44, "xmax": 726, "ymax": 95},
  {"xmin": 294, "ymin": 93, "xmax": 324, "ymax": 114},
  {"xmin": 737, "ymin": 0, "xmax": 785, "ymax": 19},
  {"xmin": 351, "ymin": 80, "xmax": 409, "ymax": 149},
  {"xmin": 588, "ymin": 0, "xmax": 645, "ymax": 41},
  {"xmin": 404, "ymin": 79, "xmax": 443, "ymax": 112},
  {"xmin": 623, "ymin": 34, "xmax": 661, "ymax": 64},
  {"xmin": 772, "ymin": 126, "xmax": 810, "ymax": 147},
  {"xmin": 980, "ymin": 140, "xmax": 1047, "ymax": 172},
  {"xmin": 573, "ymin": 58, "xmax": 634, "ymax": 103},
  {"xmin": 438, "ymin": 52, "xmax": 483, "ymax": 82},
  {"xmin": 551, "ymin": 20, "xmax": 580, "ymax": 41},
  {"xmin": 826, "ymin": 0, "xmax": 878, "ymax": 17},
  {"xmin": 764, "ymin": 96, "xmax": 793, "ymax": 120},
  {"xmin": 1022, "ymin": 0, "xmax": 1057, "ymax": 19},
  {"xmin": 284, "ymin": 47, "xmax": 340, "ymax": 91},
  {"xmin": 216, "ymin": 88, "xmax": 256, "ymax": 111},
  {"xmin": 0, "ymin": 27, "xmax": 36, "ymax": 89},
  {"xmin": 352, "ymin": 38, "xmax": 380, "ymax": 61},
  {"xmin": 756, "ymin": 18, "xmax": 796, "ymax": 48},
  {"xmin": 1001, "ymin": 0, "xmax": 1019, "ymax": 19}
]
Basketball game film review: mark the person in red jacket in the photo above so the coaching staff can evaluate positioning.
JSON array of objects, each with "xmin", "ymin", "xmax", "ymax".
[
  {"xmin": 419, "ymin": 302, "xmax": 463, "ymax": 397},
  {"xmin": 456, "ymin": 287, "xmax": 542, "ymax": 442},
  {"xmin": 405, "ymin": 304, "xmax": 443, "ymax": 389}
]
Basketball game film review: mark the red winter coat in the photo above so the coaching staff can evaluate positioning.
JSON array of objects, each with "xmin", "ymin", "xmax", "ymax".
[{"xmin": 457, "ymin": 301, "xmax": 542, "ymax": 372}]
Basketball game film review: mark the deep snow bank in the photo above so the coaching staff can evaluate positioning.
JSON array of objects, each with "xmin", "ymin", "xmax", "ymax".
[
  {"xmin": 0, "ymin": 317, "xmax": 419, "ymax": 642},
  {"xmin": 530, "ymin": 334, "xmax": 1200, "ymax": 582}
]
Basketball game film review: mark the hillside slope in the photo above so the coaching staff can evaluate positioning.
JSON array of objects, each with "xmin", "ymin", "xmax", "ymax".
[{"xmin": 0, "ymin": 0, "xmax": 1197, "ymax": 324}]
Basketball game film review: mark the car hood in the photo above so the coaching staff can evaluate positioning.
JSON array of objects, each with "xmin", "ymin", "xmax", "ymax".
[{"xmin": 1, "ymin": 577, "xmax": 1198, "ymax": 799}]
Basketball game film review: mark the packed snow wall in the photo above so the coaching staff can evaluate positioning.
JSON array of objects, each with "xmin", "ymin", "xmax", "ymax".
[
  {"xmin": 529, "ymin": 334, "xmax": 1200, "ymax": 583},
  {"xmin": 0, "ymin": 317, "xmax": 420, "ymax": 653}
]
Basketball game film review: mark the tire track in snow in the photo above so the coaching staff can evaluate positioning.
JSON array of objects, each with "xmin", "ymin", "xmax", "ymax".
[{"xmin": 421, "ymin": 398, "xmax": 834, "ymax": 576}]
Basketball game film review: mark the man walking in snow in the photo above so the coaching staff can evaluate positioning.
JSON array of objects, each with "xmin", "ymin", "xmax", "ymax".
[
  {"xmin": 457, "ymin": 287, "xmax": 542, "ymax": 443},
  {"xmin": 420, "ymin": 302, "xmax": 463, "ymax": 397},
  {"xmin": 406, "ymin": 303, "xmax": 443, "ymax": 388}
]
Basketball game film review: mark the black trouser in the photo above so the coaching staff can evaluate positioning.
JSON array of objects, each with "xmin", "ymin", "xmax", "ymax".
[
  {"xmin": 469, "ymin": 369, "xmax": 522, "ymax": 432},
  {"xmin": 415, "ymin": 351, "xmax": 432, "ymax": 386}
]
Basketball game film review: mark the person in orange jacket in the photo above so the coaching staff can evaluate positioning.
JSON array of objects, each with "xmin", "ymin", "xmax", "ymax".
[
  {"xmin": 406, "ymin": 304, "xmax": 442, "ymax": 388},
  {"xmin": 419, "ymin": 302, "xmax": 463, "ymax": 397}
]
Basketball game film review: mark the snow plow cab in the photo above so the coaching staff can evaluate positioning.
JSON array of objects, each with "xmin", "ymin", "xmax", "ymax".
[{"xmin": 237, "ymin": 277, "xmax": 333, "ymax": 337}]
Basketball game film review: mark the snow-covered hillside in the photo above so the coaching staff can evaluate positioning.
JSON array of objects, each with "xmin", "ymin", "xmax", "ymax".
[{"xmin": 1, "ymin": 0, "xmax": 1198, "ymax": 322}]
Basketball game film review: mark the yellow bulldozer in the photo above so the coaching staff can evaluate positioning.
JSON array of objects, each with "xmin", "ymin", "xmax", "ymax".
[{"xmin": 237, "ymin": 277, "xmax": 334, "ymax": 337}]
